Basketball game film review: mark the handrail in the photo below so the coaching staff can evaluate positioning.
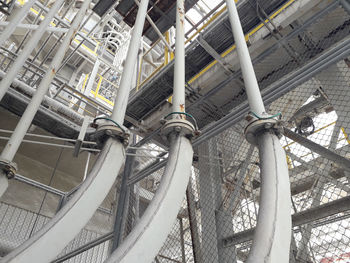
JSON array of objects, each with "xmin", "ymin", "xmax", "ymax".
[{"xmin": 136, "ymin": 0, "xmax": 297, "ymax": 92}]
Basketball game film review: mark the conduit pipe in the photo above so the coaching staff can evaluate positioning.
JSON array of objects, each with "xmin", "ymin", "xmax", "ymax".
[
  {"xmin": 106, "ymin": 0, "xmax": 194, "ymax": 262},
  {"xmin": 0, "ymin": 69, "xmax": 85, "ymax": 124},
  {"xmin": 0, "ymin": 0, "xmax": 149, "ymax": 262},
  {"xmin": 224, "ymin": 0, "xmax": 291, "ymax": 262},
  {"xmin": 0, "ymin": 0, "xmax": 37, "ymax": 48},
  {"xmin": 0, "ymin": 0, "xmax": 65, "ymax": 102}
]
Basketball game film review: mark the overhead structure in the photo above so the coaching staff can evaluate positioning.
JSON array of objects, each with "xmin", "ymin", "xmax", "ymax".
[{"xmin": 0, "ymin": 0, "xmax": 350, "ymax": 262}]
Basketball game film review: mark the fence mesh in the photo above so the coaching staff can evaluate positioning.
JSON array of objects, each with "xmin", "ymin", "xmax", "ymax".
[{"xmin": 0, "ymin": 1, "xmax": 350, "ymax": 263}]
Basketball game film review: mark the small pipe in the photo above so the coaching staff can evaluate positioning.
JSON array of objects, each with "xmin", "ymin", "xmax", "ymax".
[
  {"xmin": 111, "ymin": 0, "xmax": 150, "ymax": 124},
  {"xmin": 0, "ymin": 0, "xmax": 37, "ymax": 48},
  {"xmin": 0, "ymin": 0, "xmax": 90, "ymax": 163},
  {"xmin": 107, "ymin": 1, "xmax": 194, "ymax": 262},
  {"xmin": 172, "ymin": 0, "xmax": 186, "ymax": 115},
  {"xmin": 0, "ymin": 0, "xmax": 65, "ymax": 102},
  {"xmin": 0, "ymin": 22, "xmax": 69, "ymax": 33}
]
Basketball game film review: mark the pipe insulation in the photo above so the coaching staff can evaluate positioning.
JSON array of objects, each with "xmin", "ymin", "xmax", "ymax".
[
  {"xmin": 0, "ymin": 70, "xmax": 84, "ymax": 125},
  {"xmin": 1, "ymin": 0, "xmax": 149, "ymax": 261},
  {"xmin": 107, "ymin": 135, "xmax": 193, "ymax": 263},
  {"xmin": 0, "ymin": 139, "xmax": 125, "ymax": 263},
  {"xmin": 224, "ymin": 0, "xmax": 292, "ymax": 262},
  {"xmin": 247, "ymin": 132, "xmax": 292, "ymax": 262}
]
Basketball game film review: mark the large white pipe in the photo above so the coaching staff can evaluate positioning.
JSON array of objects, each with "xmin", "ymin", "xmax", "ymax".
[
  {"xmin": 224, "ymin": 0, "xmax": 291, "ymax": 262},
  {"xmin": 0, "ymin": 139, "xmax": 125, "ymax": 263},
  {"xmin": 0, "ymin": 0, "xmax": 37, "ymax": 48},
  {"xmin": 0, "ymin": 0, "xmax": 65, "ymax": 102},
  {"xmin": 107, "ymin": 1, "xmax": 195, "ymax": 262},
  {"xmin": 0, "ymin": 0, "xmax": 149, "ymax": 261},
  {"xmin": 106, "ymin": 136, "xmax": 193, "ymax": 263}
]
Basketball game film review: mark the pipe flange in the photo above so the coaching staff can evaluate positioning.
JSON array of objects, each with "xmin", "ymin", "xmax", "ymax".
[
  {"xmin": 244, "ymin": 118, "xmax": 279, "ymax": 145},
  {"xmin": 0, "ymin": 159, "xmax": 17, "ymax": 179},
  {"xmin": 161, "ymin": 119, "xmax": 196, "ymax": 140},
  {"xmin": 93, "ymin": 122, "xmax": 130, "ymax": 148}
]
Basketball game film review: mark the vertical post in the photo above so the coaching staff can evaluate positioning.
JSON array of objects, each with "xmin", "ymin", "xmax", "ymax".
[
  {"xmin": 78, "ymin": 59, "xmax": 100, "ymax": 114},
  {"xmin": 0, "ymin": 0, "xmax": 65, "ymax": 101},
  {"xmin": 179, "ymin": 218, "xmax": 186, "ymax": 263},
  {"xmin": 224, "ymin": 0, "xmax": 291, "ymax": 262},
  {"xmin": 0, "ymin": 0, "xmax": 37, "ymax": 48},
  {"xmin": 111, "ymin": 0, "xmax": 149, "ymax": 124},
  {"xmin": 0, "ymin": 0, "xmax": 93, "ymax": 198},
  {"xmin": 186, "ymin": 182, "xmax": 202, "ymax": 263},
  {"xmin": 111, "ymin": 147, "xmax": 136, "ymax": 251},
  {"xmin": 172, "ymin": 0, "xmax": 185, "ymax": 115}
]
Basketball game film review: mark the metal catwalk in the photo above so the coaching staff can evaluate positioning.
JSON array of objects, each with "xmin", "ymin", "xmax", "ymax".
[{"xmin": 0, "ymin": 0, "xmax": 349, "ymax": 262}]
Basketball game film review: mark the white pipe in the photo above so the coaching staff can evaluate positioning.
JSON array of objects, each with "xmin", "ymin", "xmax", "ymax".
[
  {"xmin": 0, "ymin": 70, "xmax": 84, "ymax": 124},
  {"xmin": 225, "ymin": 0, "xmax": 265, "ymax": 115},
  {"xmin": 0, "ymin": 22, "xmax": 69, "ymax": 33},
  {"xmin": 0, "ymin": 0, "xmax": 37, "ymax": 48},
  {"xmin": 0, "ymin": 0, "xmax": 65, "ymax": 102},
  {"xmin": 107, "ymin": 1, "xmax": 194, "ymax": 262},
  {"xmin": 248, "ymin": 133, "xmax": 291, "ymax": 262},
  {"xmin": 106, "ymin": 136, "xmax": 193, "ymax": 263},
  {"xmin": 0, "ymin": 0, "xmax": 149, "ymax": 261},
  {"xmin": 0, "ymin": 139, "xmax": 125, "ymax": 263},
  {"xmin": 111, "ymin": 0, "xmax": 149, "ymax": 124},
  {"xmin": 172, "ymin": 0, "xmax": 186, "ymax": 115},
  {"xmin": 224, "ymin": 0, "xmax": 291, "ymax": 262}
]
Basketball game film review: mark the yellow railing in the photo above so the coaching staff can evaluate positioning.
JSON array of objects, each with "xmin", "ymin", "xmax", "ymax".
[
  {"xmin": 17, "ymin": 0, "xmax": 100, "ymax": 56},
  {"xmin": 136, "ymin": 0, "xmax": 297, "ymax": 95}
]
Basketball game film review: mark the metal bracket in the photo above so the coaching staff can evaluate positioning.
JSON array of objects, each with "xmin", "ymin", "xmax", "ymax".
[
  {"xmin": 92, "ymin": 119, "xmax": 130, "ymax": 148},
  {"xmin": 161, "ymin": 118, "xmax": 196, "ymax": 141},
  {"xmin": 244, "ymin": 117, "xmax": 283, "ymax": 145},
  {"xmin": 0, "ymin": 158, "xmax": 17, "ymax": 179}
]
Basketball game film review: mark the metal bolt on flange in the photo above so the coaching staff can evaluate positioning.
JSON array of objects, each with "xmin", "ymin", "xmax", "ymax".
[
  {"xmin": 161, "ymin": 118, "xmax": 196, "ymax": 140},
  {"xmin": 93, "ymin": 119, "xmax": 130, "ymax": 148},
  {"xmin": 244, "ymin": 118, "xmax": 279, "ymax": 145},
  {"xmin": 0, "ymin": 159, "xmax": 17, "ymax": 179}
]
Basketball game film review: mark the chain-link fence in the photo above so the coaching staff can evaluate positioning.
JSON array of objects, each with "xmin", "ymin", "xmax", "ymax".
[{"xmin": 0, "ymin": 1, "xmax": 350, "ymax": 263}]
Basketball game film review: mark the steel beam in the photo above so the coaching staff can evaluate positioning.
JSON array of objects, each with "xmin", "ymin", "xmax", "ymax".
[
  {"xmin": 222, "ymin": 195, "xmax": 350, "ymax": 247},
  {"xmin": 0, "ymin": 0, "xmax": 36, "ymax": 48},
  {"xmin": 283, "ymin": 128, "xmax": 350, "ymax": 172}
]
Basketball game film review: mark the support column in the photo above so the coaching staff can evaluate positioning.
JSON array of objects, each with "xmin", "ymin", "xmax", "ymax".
[
  {"xmin": 78, "ymin": 59, "xmax": 100, "ymax": 114},
  {"xmin": 198, "ymin": 141, "xmax": 220, "ymax": 263},
  {"xmin": 111, "ymin": 146, "xmax": 136, "ymax": 251}
]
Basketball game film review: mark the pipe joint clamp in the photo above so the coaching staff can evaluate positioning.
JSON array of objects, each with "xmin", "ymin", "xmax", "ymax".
[
  {"xmin": 0, "ymin": 159, "xmax": 17, "ymax": 179},
  {"xmin": 161, "ymin": 119, "xmax": 197, "ymax": 141},
  {"xmin": 92, "ymin": 118, "xmax": 130, "ymax": 148},
  {"xmin": 244, "ymin": 118, "xmax": 283, "ymax": 145}
]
